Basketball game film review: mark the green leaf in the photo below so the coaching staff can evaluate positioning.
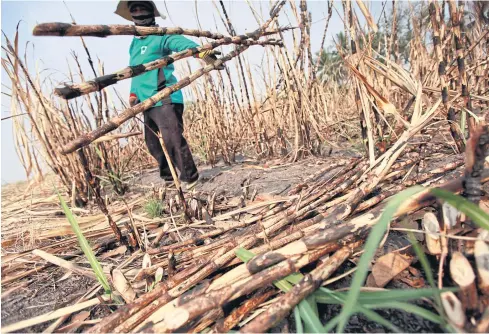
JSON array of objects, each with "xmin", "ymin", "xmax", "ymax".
[
  {"xmin": 274, "ymin": 278, "xmax": 294, "ymax": 293},
  {"xmin": 284, "ymin": 272, "xmax": 304, "ymax": 285},
  {"xmin": 57, "ymin": 189, "xmax": 111, "ymax": 294},
  {"xmin": 235, "ymin": 247, "xmax": 256, "ymax": 263},
  {"xmin": 430, "ymin": 188, "xmax": 489, "ymax": 231},
  {"xmin": 460, "ymin": 111, "xmax": 467, "ymax": 143},
  {"xmin": 323, "ymin": 314, "xmax": 341, "ymax": 333},
  {"xmin": 298, "ymin": 299, "xmax": 324, "ymax": 333},
  {"xmin": 366, "ymin": 301, "xmax": 443, "ymax": 325},
  {"xmin": 315, "ymin": 287, "xmax": 457, "ymax": 305},
  {"xmin": 235, "ymin": 247, "xmax": 322, "ymax": 332},
  {"xmin": 408, "ymin": 233, "xmax": 444, "ymax": 318},
  {"xmin": 294, "ymin": 307, "xmax": 304, "ymax": 334},
  {"xmin": 334, "ymin": 186, "xmax": 425, "ymax": 332}
]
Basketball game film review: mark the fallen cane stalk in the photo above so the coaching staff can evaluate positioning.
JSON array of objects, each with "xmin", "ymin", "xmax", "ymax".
[
  {"xmin": 450, "ymin": 251, "xmax": 478, "ymax": 311},
  {"xmin": 240, "ymin": 242, "xmax": 362, "ymax": 333},
  {"xmin": 61, "ymin": 46, "xmax": 248, "ymax": 155},
  {"xmin": 212, "ymin": 288, "xmax": 275, "ymax": 333},
  {"xmin": 475, "ymin": 240, "xmax": 489, "ymax": 295},
  {"xmin": 149, "ymin": 245, "xmax": 335, "ymax": 332},
  {"xmin": 86, "ymin": 258, "xmax": 208, "ymax": 332},
  {"xmin": 147, "ymin": 170, "xmax": 489, "ymax": 332}
]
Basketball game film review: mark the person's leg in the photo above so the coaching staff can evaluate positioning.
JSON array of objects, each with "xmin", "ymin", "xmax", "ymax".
[
  {"xmin": 143, "ymin": 110, "xmax": 172, "ymax": 180},
  {"xmin": 147, "ymin": 104, "xmax": 199, "ymax": 183}
]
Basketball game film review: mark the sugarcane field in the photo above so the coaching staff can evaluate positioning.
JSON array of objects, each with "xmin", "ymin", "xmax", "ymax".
[{"xmin": 2, "ymin": 0, "xmax": 489, "ymax": 332}]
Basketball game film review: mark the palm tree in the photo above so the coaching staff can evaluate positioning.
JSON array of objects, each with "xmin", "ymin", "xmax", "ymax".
[{"xmin": 315, "ymin": 32, "xmax": 348, "ymax": 85}]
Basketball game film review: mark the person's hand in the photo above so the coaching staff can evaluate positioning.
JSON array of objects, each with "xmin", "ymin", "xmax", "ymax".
[
  {"xmin": 195, "ymin": 50, "xmax": 225, "ymax": 70},
  {"xmin": 129, "ymin": 93, "xmax": 139, "ymax": 107}
]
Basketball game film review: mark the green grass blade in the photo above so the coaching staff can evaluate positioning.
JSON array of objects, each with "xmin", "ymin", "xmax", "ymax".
[
  {"xmin": 408, "ymin": 233, "xmax": 443, "ymax": 315},
  {"xmin": 323, "ymin": 314, "xmax": 341, "ymax": 333},
  {"xmin": 294, "ymin": 307, "xmax": 304, "ymax": 334},
  {"xmin": 284, "ymin": 272, "xmax": 304, "ymax": 284},
  {"xmin": 57, "ymin": 190, "xmax": 111, "ymax": 294},
  {"xmin": 274, "ymin": 279, "xmax": 294, "ymax": 292},
  {"xmin": 235, "ymin": 247, "xmax": 256, "ymax": 263},
  {"xmin": 315, "ymin": 287, "xmax": 457, "ymax": 305},
  {"xmin": 359, "ymin": 307, "xmax": 402, "ymax": 333},
  {"xmin": 430, "ymin": 188, "xmax": 489, "ymax": 230},
  {"xmin": 334, "ymin": 186, "xmax": 425, "ymax": 332},
  {"xmin": 298, "ymin": 299, "xmax": 325, "ymax": 333},
  {"xmin": 366, "ymin": 301, "xmax": 443, "ymax": 325},
  {"xmin": 460, "ymin": 111, "xmax": 466, "ymax": 143}
]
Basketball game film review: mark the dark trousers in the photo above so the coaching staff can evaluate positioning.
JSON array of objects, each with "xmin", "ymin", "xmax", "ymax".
[{"xmin": 144, "ymin": 103, "xmax": 198, "ymax": 182}]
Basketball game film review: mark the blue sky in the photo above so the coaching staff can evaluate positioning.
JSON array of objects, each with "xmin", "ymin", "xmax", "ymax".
[{"xmin": 1, "ymin": 0, "xmax": 385, "ymax": 184}]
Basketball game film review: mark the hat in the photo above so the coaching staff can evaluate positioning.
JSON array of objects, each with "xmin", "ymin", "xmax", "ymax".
[{"xmin": 115, "ymin": 1, "xmax": 167, "ymax": 21}]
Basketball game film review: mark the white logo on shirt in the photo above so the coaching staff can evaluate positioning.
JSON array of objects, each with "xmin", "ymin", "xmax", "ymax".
[{"xmin": 141, "ymin": 46, "xmax": 148, "ymax": 55}]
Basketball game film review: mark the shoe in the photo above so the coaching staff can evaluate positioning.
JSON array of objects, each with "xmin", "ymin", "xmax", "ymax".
[
  {"xmin": 160, "ymin": 175, "xmax": 174, "ymax": 182},
  {"xmin": 183, "ymin": 178, "xmax": 199, "ymax": 191}
]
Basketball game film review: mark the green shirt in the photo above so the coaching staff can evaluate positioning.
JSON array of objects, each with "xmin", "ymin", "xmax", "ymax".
[{"xmin": 129, "ymin": 35, "xmax": 199, "ymax": 106}]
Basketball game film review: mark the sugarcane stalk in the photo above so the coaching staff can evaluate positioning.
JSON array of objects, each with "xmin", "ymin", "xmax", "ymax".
[
  {"xmin": 448, "ymin": 0, "xmax": 475, "ymax": 136},
  {"xmin": 245, "ymin": 170, "xmax": 489, "ymax": 276},
  {"xmin": 429, "ymin": 0, "xmax": 465, "ymax": 153},
  {"xmin": 86, "ymin": 258, "xmax": 208, "ymax": 332},
  {"xmin": 287, "ymin": 158, "xmax": 354, "ymax": 195},
  {"xmin": 450, "ymin": 251, "xmax": 478, "ymax": 311},
  {"xmin": 77, "ymin": 149, "xmax": 127, "ymax": 245},
  {"xmin": 212, "ymin": 288, "xmax": 275, "ymax": 333},
  {"xmin": 240, "ymin": 242, "xmax": 362, "ymax": 333},
  {"xmin": 475, "ymin": 240, "xmax": 489, "ymax": 295},
  {"xmin": 187, "ymin": 307, "xmax": 224, "ymax": 333},
  {"xmin": 463, "ymin": 124, "xmax": 489, "ymax": 205},
  {"xmin": 115, "ymin": 279, "xmax": 212, "ymax": 333},
  {"xmin": 441, "ymin": 292, "xmax": 466, "ymax": 329},
  {"xmin": 54, "ymin": 38, "xmax": 282, "ymax": 100},
  {"xmin": 149, "ymin": 245, "xmax": 335, "ymax": 332},
  {"xmin": 33, "ymin": 23, "xmax": 235, "ymax": 39},
  {"xmin": 61, "ymin": 46, "xmax": 248, "ymax": 155},
  {"xmin": 148, "ymin": 170, "xmax": 489, "ymax": 332}
]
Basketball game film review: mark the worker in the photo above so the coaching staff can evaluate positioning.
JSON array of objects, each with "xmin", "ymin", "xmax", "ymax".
[{"xmin": 115, "ymin": 1, "xmax": 223, "ymax": 190}]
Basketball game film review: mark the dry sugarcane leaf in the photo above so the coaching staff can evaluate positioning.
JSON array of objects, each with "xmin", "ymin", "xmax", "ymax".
[
  {"xmin": 369, "ymin": 251, "xmax": 414, "ymax": 288},
  {"xmin": 343, "ymin": 59, "xmax": 399, "ymax": 118},
  {"xmin": 112, "ymin": 269, "xmax": 136, "ymax": 303},
  {"xmin": 56, "ymin": 311, "xmax": 90, "ymax": 333},
  {"xmin": 100, "ymin": 245, "xmax": 127, "ymax": 259},
  {"xmin": 57, "ymin": 271, "xmax": 73, "ymax": 283}
]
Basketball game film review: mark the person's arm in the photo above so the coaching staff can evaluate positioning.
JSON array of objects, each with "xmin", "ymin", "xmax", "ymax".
[
  {"xmin": 164, "ymin": 35, "xmax": 224, "ymax": 69},
  {"xmin": 163, "ymin": 35, "xmax": 199, "ymax": 52}
]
